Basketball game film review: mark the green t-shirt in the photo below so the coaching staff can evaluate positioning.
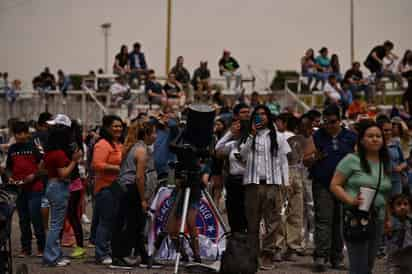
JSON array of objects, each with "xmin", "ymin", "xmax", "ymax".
[{"xmin": 336, "ymin": 153, "xmax": 391, "ymax": 220}]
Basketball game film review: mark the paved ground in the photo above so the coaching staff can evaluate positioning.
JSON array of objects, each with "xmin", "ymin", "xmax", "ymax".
[{"xmin": 9, "ymin": 204, "xmax": 388, "ymax": 273}]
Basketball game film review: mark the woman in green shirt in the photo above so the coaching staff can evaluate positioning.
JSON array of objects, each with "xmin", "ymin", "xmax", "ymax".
[{"xmin": 330, "ymin": 120, "xmax": 391, "ymax": 274}]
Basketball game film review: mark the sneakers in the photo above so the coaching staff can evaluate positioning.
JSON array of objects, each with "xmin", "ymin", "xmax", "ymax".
[
  {"xmin": 56, "ymin": 258, "xmax": 71, "ymax": 267},
  {"xmin": 283, "ymin": 249, "xmax": 298, "ymax": 262},
  {"xmin": 272, "ymin": 251, "xmax": 282, "ymax": 262},
  {"xmin": 81, "ymin": 214, "xmax": 91, "ymax": 224},
  {"xmin": 109, "ymin": 257, "xmax": 134, "ymax": 270},
  {"xmin": 139, "ymin": 256, "xmax": 163, "ymax": 269},
  {"xmin": 17, "ymin": 250, "xmax": 31, "ymax": 258},
  {"xmin": 330, "ymin": 259, "xmax": 345, "ymax": 270},
  {"xmin": 314, "ymin": 257, "xmax": 327, "ymax": 272},
  {"xmin": 260, "ymin": 255, "xmax": 274, "ymax": 271},
  {"xmin": 98, "ymin": 256, "xmax": 112, "ymax": 265},
  {"xmin": 70, "ymin": 247, "xmax": 86, "ymax": 259}
]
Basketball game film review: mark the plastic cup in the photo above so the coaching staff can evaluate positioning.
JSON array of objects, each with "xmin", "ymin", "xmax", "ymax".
[{"xmin": 358, "ymin": 187, "xmax": 376, "ymax": 212}]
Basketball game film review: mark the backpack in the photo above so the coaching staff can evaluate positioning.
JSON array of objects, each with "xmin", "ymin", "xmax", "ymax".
[{"xmin": 220, "ymin": 232, "xmax": 258, "ymax": 274}]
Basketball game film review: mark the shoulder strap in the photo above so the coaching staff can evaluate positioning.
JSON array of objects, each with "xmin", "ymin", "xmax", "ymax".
[{"xmin": 370, "ymin": 160, "xmax": 382, "ymax": 207}]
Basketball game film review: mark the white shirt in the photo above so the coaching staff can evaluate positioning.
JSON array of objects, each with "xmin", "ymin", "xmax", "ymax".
[
  {"xmin": 241, "ymin": 129, "xmax": 291, "ymax": 186},
  {"xmin": 109, "ymin": 82, "xmax": 129, "ymax": 95},
  {"xmin": 324, "ymin": 82, "xmax": 341, "ymax": 101},
  {"xmin": 215, "ymin": 131, "xmax": 246, "ymax": 176}
]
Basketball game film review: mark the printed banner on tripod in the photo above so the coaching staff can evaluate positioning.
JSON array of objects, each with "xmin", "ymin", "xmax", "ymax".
[{"xmin": 147, "ymin": 187, "xmax": 226, "ymax": 260}]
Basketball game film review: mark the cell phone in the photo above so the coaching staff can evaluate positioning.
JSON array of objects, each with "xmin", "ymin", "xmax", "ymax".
[
  {"xmin": 240, "ymin": 120, "xmax": 250, "ymax": 137},
  {"xmin": 254, "ymin": 115, "xmax": 261, "ymax": 125}
]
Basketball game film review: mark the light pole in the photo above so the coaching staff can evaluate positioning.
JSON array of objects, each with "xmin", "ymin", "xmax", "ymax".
[
  {"xmin": 101, "ymin": 22, "xmax": 112, "ymax": 73},
  {"xmin": 165, "ymin": 0, "xmax": 172, "ymax": 75},
  {"xmin": 350, "ymin": 0, "xmax": 354, "ymax": 63}
]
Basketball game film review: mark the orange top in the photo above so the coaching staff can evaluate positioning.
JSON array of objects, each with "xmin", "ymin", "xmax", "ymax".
[
  {"xmin": 347, "ymin": 100, "xmax": 367, "ymax": 119},
  {"xmin": 92, "ymin": 139, "xmax": 123, "ymax": 194}
]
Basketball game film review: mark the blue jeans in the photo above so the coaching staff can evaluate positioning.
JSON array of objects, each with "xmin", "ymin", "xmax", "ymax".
[
  {"xmin": 94, "ymin": 188, "xmax": 117, "ymax": 261},
  {"xmin": 16, "ymin": 190, "xmax": 45, "ymax": 253},
  {"xmin": 346, "ymin": 219, "xmax": 384, "ymax": 274},
  {"xmin": 42, "ymin": 180, "xmax": 69, "ymax": 265}
]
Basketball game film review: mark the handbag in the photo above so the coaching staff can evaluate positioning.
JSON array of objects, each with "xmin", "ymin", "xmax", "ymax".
[
  {"xmin": 220, "ymin": 232, "xmax": 258, "ymax": 274},
  {"xmin": 343, "ymin": 161, "xmax": 382, "ymax": 243}
]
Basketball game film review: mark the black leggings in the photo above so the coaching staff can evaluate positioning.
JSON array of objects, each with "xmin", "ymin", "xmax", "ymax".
[{"xmin": 67, "ymin": 190, "xmax": 84, "ymax": 247}]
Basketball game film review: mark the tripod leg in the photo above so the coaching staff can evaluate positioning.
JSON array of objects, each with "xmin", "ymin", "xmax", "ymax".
[{"xmin": 174, "ymin": 187, "xmax": 191, "ymax": 274}]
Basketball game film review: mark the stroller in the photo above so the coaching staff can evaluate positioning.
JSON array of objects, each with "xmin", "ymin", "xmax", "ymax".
[{"xmin": 0, "ymin": 186, "xmax": 18, "ymax": 274}]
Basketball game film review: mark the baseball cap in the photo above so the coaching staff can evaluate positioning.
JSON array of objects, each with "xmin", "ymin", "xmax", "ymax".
[{"xmin": 47, "ymin": 114, "xmax": 72, "ymax": 127}]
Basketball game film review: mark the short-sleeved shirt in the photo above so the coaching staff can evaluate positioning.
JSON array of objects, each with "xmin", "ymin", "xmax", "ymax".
[
  {"xmin": 344, "ymin": 69, "xmax": 363, "ymax": 83},
  {"xmin": 145, "ymin": 80, "xmax": 163, "ymax": 96},
  {"xmin": 336, "ymin": 153, "xmax": 391, "ymax": 220},
  {"xmin": 315, "ymin": 56, "xmax": 331, "ymax": 68},
  {"xmin": 365, "ymin": 45, "xmax": 386, "ymax": 73},
  {"xmin": 163, "ymin": 82, "xmax": 181, "ymax": 98},
  {"xmin": 7, "ymin": 142, "xmax": 44, "ymax": 192},
  {"xmin": 218, "ymin": 57, "xmax": 240, "ymax": 74},
  {"xmin": 44, "ymin": 150, "xmax": 70, "ymax": 179}
]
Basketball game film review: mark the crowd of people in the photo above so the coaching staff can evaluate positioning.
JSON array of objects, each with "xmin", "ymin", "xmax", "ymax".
[
  {"xmin": 0, "ymin": 94, "xmax": 411, "ymax": 273},
  {"xmin": 301, "ymin": 41, "xmax": 412, "ymax": 119}
]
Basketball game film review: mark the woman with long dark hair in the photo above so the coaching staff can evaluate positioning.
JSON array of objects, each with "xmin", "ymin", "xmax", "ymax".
[
  {"xmin": 91, "ymin": 115, "xmax": 123, "ymax": 265},
  {"xmin": 42, "ymin": 115, "xmax": 82, "ymax": 267},
  {"xmin": 113, "ymin": 45, "xmax": 130, "ymax": 75},
  {"xmin": 63, "ymin": 120, "xmax": 86, "ymax": 259},
  {"xmin": 240, "ymin": 104, "xmax": 291, "ymax": 270},
  {"xmin": 330, "ymin": 120, "xmax": 392, "ymax": 274}
]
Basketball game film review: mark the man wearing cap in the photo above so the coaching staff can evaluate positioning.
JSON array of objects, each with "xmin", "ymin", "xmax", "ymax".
[{"xmin": 218, "ymin": 50, "xmax": 241, "ymax": 91}]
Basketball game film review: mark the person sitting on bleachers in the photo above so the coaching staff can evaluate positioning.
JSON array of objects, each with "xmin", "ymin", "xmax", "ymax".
[
  {"xmin": 40, "ymin": 67, "xmax": 56, "ymax": 91},
  {"xmin": 330, "ymin": 54, "xmax": 342, "ymax": 81},
  {"xmin": 163, "ymin": 72, "xmax": 186, "ymax": 107},
  {"xmin": 192, "ymin": 61, "xmax": 212, "ymax": 101},
  {"xmin": 170, "ymin": 56, "xmax": 191, "ymax": 91},
  {"xmin": 323, "ymin": 74, "xmax": 341, "ymax": 107},
  {"xmin": 347, "ymin": 93, "xmax": 368, "ymax": 121},
  {"xmin": 129, "ymin": 42, "xmax": 148, "ymax": 86},
  {"xmin": 113, "ymin": 45, "xmax": 130, "ymax": 75},
  {"xmin": 109, "ymin": 75, "xmax": 130, "ymax": 106},
  {"xmin": 218, "ymin": 49, "xmax": 241, "ymax": 91},
  {"xmin": 343, "ymin": 61, "xmax": 371, "ymax": 100},
  {"xmin": 301, "ymin": 48, "xmax": 317, "ymax": 90},
  {"xmin": 398, "ymin": 50, "xmax": 412, "ymax": 87},
  {"xmin": 57, "ymin": 70, "xmax": 72, "ymax": 98},
  {"xmin": 313, "ymin": 47, "xmax": 332, "ymax": 90},
  {"xmin": 145, "ymin": 70, "xmax": 167, "ymax": 106}
]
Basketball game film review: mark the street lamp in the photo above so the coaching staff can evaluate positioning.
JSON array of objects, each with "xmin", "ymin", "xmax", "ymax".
[{"xmin": 101, "ymin": 22, "xmax": 112, "ymax": 73}]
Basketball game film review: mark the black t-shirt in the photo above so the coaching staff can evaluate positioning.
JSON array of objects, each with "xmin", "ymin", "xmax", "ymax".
[
  {"xmin": 163, "ymin": 82, "xmax": 181, "ymax": 98},
  {"xmin": 191, "ymin": 67, "xmax": 211, "ymax": 86},
  {"xmin": 115, "ymin": 53, "xmax": 129, "ymax": 68},
  {"xmin": 364, "ymin": 45, "xmax": 386, "ymax": 73},
  {"xmin": 145, "ymin": 80, "xmax": 163, "ymax": 96},
  {"xmin": 218, "ymin": 57, "xmax": 239, "ymax": 75},
  {"xmin": 344, "ymin": 69, "xmax": 363, "ymax": 82},
  {"xmin": 170, "ymin": 66, "xmax": 190, "ymax": 84}
]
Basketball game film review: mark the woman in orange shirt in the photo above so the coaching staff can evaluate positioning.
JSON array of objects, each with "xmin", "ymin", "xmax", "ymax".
[{"xmin": 90, "ymin": 115, "xmax": 123, "ymax": 265}]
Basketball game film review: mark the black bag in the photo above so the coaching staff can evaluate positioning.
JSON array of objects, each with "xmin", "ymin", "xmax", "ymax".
[
  {"xmin": 343, "ymin": 161, "xmax": 381, "ymax": 243},
  {"xmin": 220, "ymin": 232, "xmax": 258, "ymax": 274}
]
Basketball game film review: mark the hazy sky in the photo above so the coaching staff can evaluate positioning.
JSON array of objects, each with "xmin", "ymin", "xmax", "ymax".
[{"xmin": 1, "ymin": 0, "xmax": 411, "ymax": 88}]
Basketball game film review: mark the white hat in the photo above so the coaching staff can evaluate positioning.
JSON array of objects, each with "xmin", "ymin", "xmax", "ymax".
[{"xmin": 47, "ymin": 114, "xmax": 72, "ymax": 127}]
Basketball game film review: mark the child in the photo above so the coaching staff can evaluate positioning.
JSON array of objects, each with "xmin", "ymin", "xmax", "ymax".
[
  {"xmin": 6, "ymin": 121, "xmax": 45, "ymax": 257},
  {"xmin": 385, "ymin": 194, "xmax": 412, "ymax": 274}
]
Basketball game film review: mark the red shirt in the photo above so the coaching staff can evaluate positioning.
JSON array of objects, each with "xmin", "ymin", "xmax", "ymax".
[
  {"xmin": 44, "ymin": 150, "xmax": 70, "ymax": 179},
  {"xmin": 6, "ymin": 142, "xmax": 43, "ymax": 192}
]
